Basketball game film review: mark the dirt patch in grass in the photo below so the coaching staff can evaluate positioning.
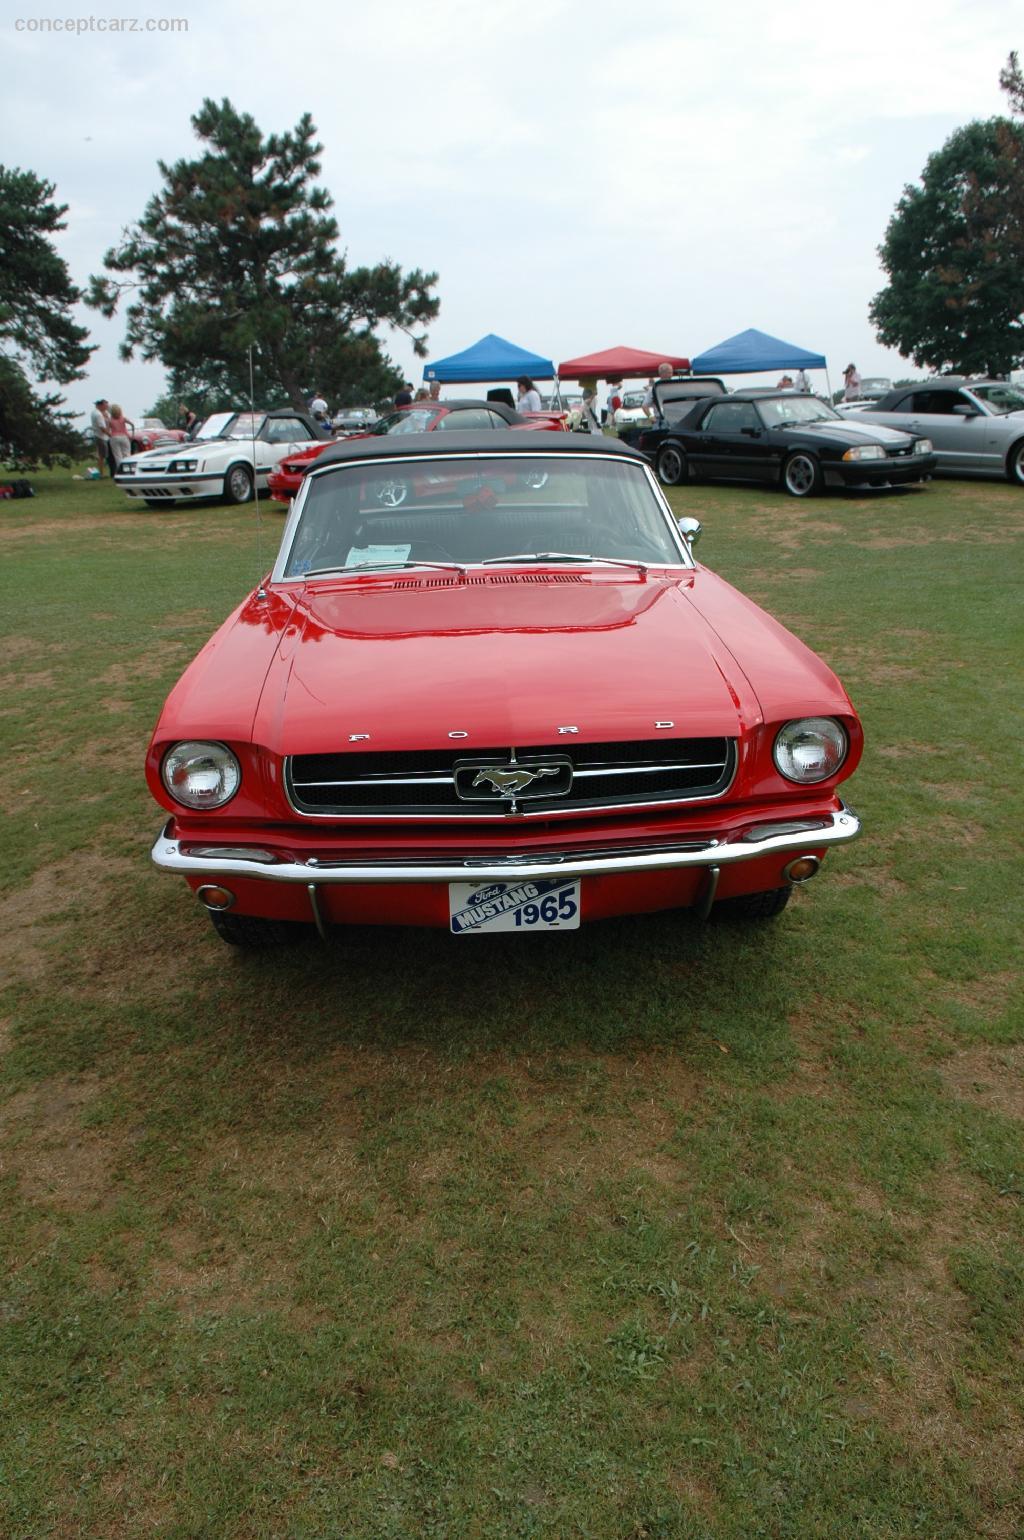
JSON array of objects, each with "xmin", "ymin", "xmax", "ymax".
[
  {"xmin": 0, "ymin": 516, "xmax": 143, "ymax": 546},
  {"xmin": 875, "ymin": 742, "xmax": 942, "ymax": 760},
  {"xmin": 747, "ymin": 513, "xmax": 847, "ymax": 552},
  {"xmin": 1, "ymin": 1073, "xmax": 111, "ymax": 1210},
  {"xmin": 0, "ymin": 668, "xmax": 56, "ymax": 694},
  {"xmin": 862, "ymin": 526, "xmax": 1021, "ymax": 549},
  {"xmin": 854, "ymin": 1173, "xmax": 1024, "ymax": 1484},
  {"xmin": 99, "ymin": 652, "xmax": 191, "ymax": 688},
  {"xmin": 0, "ymin": 851, "xmax": 138, "ymax": 985},
  {"xmin": 939, "ymin": 1042, "xmax": 1024, "ymax": 1120}
]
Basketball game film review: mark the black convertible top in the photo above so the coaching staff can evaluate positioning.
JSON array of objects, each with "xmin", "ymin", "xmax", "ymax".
[{"xmin": 312, "ymin": 429, "xmax": 649, "ymax": 469}]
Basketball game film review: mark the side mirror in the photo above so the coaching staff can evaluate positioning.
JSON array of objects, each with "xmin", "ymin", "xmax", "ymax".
[
  {"xmin": 677, "ymin": 516, "xmax": 703, "ymax": 550},
  {"xmin": 740, "ymin": 426, "xmax": 761, "ymax": 437},
  {"xmin": 953, "ymin": 403, "xmax": 980, "ymax": 417}
]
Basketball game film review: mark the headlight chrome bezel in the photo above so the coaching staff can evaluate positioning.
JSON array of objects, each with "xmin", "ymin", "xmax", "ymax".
[
  {"xmin": 914, "ymin": 438, "xmax": 933, "ymax": 455},
  {"xmin": 167, "ymin": 457, "xmax": 199, "ymax": 473},
  {"xmin": 161, "ymin": 740, "xmax": 242, "ymax": 810},
  {"xmin": 842, "ymin": 444, "xmax": 885, "ymax": 462},
  {"xmin": 773, "ymin": 718, "xmax": 848, "ymax": 785}
]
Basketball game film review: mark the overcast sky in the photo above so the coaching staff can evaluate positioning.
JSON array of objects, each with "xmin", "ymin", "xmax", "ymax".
[{"xmin": 5, "ymin": 0, "xmax": 1020, "ymax": 419}]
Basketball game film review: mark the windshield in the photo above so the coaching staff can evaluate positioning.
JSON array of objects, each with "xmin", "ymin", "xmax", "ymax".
[
  {"xmin": 280, "ymin": 455, "xmax": 685, "ymax": 579},
  {"xmin": 970, "ymin": 383, "xmax": 1024, "ymax": 415},
  {"xmin": 194, "ymin": 412, "xmax": 266, "ymax": 441},
  {"xmin": 757, "ymin": 397, "xmax": 839, "ymax": 428},
  {"xmin": 373, "ymin": 408, "xmax": 439, "ymax": 436}
]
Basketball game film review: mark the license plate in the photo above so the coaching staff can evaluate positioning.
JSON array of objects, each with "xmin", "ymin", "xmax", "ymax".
[{"xmin": 449, "ymin": 878, "xmax": 581, "ymax": 935}]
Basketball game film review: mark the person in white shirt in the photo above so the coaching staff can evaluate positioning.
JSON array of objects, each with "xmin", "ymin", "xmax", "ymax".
[
  {"xmin": 516, "ymin": 376, "xmax": 542, "ymax": 413},
  {"xmin": 428, "ymin": 380, "xmax": 441, "ymax": 401},
  {"xmin": 843, "ymin": 364, "xmax": 862, "ymax": 402},
  {"xmin": 795, "ymin": 369, "xmax": 811, "ymax": 392},
  {"xmin": 310, "ymin": 392, "xmax": 329, "ymax": 422},
  {"xmin": 90, "ymin": 399, "xmax": 109, "ymax": 476},
  {"xmin": 642, "ymin": 362, "xmax": 674, "ymax": 418}
]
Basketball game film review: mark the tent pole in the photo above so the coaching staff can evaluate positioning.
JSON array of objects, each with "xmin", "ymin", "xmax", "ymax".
[{"xmin": 825, "ymin": 367, "xmax": 834, "ymax": 403}]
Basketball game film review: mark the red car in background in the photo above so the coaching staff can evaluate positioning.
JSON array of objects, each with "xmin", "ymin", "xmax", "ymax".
[
  {"xmin": 128, "ymin": 417, "xmax": 188, "ymax": 453},
  {"xmin": 267, "ymin": 398, "xmax": 566, "ymax": 503}
]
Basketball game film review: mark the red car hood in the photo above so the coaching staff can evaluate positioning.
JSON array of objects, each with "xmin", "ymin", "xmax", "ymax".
[{"xmin": 250, "ymin": 571, "xmax": 809, "ymax": 755}]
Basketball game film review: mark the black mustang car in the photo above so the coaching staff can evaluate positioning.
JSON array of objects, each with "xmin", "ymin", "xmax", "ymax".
[{"xmin": 627, "ymin": 389, "xmax": 937, "ymax": 497}]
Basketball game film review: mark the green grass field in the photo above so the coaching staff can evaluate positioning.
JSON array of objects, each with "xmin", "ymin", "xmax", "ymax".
[{"xmin": 1, "ymin": 465, "xmax": 1022, "ymax": 1539}]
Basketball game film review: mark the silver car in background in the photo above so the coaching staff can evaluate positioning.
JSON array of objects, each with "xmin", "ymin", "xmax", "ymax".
[{"xmin": 851, "ymin": 379, "xmax": 1024, "ymax": 484}]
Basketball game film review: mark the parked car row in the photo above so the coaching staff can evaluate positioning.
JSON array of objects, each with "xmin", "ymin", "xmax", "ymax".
[
  {"xmin": 114, "ymin": 409, "xmax": 328, "ymax": 507},
  {"xmin": 836, "ymin": 378, "xmax": 1024, "ymax": 485},
  {"xmin": 267, "ymin": 398, "xmax": 566, "ymax": 505},
  {"xmin": 619, "ymin": 381, "xmax": 936, "ymax": 496}
]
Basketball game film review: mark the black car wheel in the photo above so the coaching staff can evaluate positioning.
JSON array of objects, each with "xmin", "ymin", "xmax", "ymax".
[
  {"xmin": 656, "ymin": 443, "xmax": 688, "ymax": 486},
  {"xmin": 375, "ymin": 477, "xmax": 410, "ymax": 509},
  {"xmin": 716, "ymin": 887, "xmax": 792, "ymax": 920},
  {"xmin": 223, "ymin": 463, "xmax": 255, "ymax": 504},
  {"xmin": 1006, "ymin": 439, "xmax": 1024, "ymax": 486},
  {"xmin": 209, "ymin": 910, "xmax": 309, "ymax": 948},
  {"xmin": 782, "ymin": 452, "xmax": 822, "ymax": 498}
]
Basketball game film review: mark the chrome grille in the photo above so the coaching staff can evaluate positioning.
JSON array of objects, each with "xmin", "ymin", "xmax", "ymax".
[{"xmin": 286, "ymin": 738, "xmax": 736, "ymax": 817}]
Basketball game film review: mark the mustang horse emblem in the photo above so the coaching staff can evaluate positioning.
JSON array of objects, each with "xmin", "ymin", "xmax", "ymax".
[{"xmin": 472, "ymin": 765, "xmax": 560, "ymax": 796}]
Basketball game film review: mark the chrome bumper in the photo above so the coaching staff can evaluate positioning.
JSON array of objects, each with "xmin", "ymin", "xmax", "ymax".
[{"xmin": 151, "ymin": 805, "xmax": 860, "ymax": 884}]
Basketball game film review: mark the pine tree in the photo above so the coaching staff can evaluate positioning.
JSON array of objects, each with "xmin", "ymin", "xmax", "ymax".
[
  {"xmin": 89, "ymin": 99, "xmax": 438, "ymax": 409},
  {"xmin": 0, "ymin": 166, "xmax": 93, "ymax": 464}
]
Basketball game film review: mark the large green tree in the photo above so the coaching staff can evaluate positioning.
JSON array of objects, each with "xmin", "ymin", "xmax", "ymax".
[
  {"xmin": 89, "ymin": 99, "xmax": 438, "ymax": 410},
  {"xmin": 0, "ymin": 166, "xmax": 92, "ymax": 464},
  {"xmin": 870, "ymin": 111, "xmax": 1024, "ymax": 376}
]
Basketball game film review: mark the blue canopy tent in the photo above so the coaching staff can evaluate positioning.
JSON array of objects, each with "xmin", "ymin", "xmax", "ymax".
[
  {"xmin": 423, "ymin": 333, "xmax": 556, "ymax": 384},
  {"xmin": 692, "ymin": 328, "xmax": 828, "ymax": 392}
]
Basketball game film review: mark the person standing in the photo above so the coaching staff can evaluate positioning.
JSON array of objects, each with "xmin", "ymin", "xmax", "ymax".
[
  {"xmin": 516, "ymin": 377, "xmax": 542, "ymax": 413},
  {"xmin": 642, "ymin": 362, "xmax": 674, "ymax": 418},
  {"xmin": 581, "ymin": 386, "xmax": 603, "ymax": 434},
  {"xmin": 106, "ymin": 405, "xmax": 132, "ymax": 473},
  {"xmin": 843, "ymin": 363, "xmax": 862, "ymax": 401},
  {"xmin": 90, "ymin": 398, "xmax": 110, "ymax": 476},
  {"xmin": 394, "ymin": 382, "xmax": 414, "ymax": 407},
  {"xmin": 310, "ymin": 390, "xmax": 329, "ymax": 423},
  {"xmin": 795, "ymin": 369, "xmax": 811, "ymax": 392},
  {"xmin": 428, "ymin": 380, "xmax": 442, "ymax": 401}
]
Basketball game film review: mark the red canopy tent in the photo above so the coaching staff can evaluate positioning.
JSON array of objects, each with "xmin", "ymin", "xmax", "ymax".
[{"xmin": 556, "ymin": 345, "xmax": 690, "ymax": 381}]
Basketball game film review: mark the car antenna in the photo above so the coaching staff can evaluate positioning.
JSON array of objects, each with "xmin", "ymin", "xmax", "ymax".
[{"xmin": 248, "ymin": 343, "xmax": 265, "ymax": 597}]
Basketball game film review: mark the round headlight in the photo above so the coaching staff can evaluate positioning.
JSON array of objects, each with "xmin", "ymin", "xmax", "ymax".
[
  {"xmin": 162, "ymin": 741, "xmax": 241, "ymax": 809},
  {"xmin": 773, "ymin": 718, "xmax": 848, "ymax": 784}
]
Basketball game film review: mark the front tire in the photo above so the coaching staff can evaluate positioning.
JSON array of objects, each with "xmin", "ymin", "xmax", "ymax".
[
  {"xmin": 223, "ymin": 463, "xmax": 255, "ymax": 504},
  {"xmin": 656, "ymin": 443, "xmax": 689, "ymax": 486},
  {"xmin": 209, "ymin": 911, "xmax": 309, "ymax": 948},
  {"xmin": 715, "ymin": 887, "xmax": 792, "ymax": 921},
  {"xmin": 1006, "ymin": 439, "xmax": 1024, "ymax": 486},
  {"xmin": 782, "ymin": 452, "xmax": 822, "ymax": 498}
]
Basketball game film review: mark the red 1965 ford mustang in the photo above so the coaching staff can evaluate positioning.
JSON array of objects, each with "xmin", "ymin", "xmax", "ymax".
[{"xmin": 147, "ymin": 432, "xmax": 862, "ymax": 945}]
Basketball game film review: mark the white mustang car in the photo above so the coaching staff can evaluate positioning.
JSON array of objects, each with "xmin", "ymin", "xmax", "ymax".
[{"xmin": 115, "ymin": 408, "xmax": 328, "ymax": 508}]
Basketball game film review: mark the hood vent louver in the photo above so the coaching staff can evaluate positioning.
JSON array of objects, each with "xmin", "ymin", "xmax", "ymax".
[{"xmin": 389, "ymin": 572, "xmax": 586, "ymax": 590}]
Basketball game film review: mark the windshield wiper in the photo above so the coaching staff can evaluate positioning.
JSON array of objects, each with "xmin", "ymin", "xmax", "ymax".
[
  {"xmin": 303, "ymin": 560, "xmax": 467, "ymax": 578},
  {"xmin": 480, "ymin": 552, "xmax": 648, "ymax": 574}
]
